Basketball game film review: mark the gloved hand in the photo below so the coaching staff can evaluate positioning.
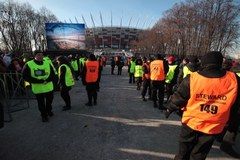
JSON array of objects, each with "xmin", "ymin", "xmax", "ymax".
[{"xmin": 165, "ymin": 109, "xmax": 172, "ymax": 119}]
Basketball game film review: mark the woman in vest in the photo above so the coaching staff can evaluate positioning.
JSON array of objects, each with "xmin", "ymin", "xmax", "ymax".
[
  {"xmin": 165, "ymin": 56, "xmax": 179, "ymax": 103},
  {"xmin": 70, "ymin": 55, "xmax": 79, "ymax": 81},
  {"xmin": 57, "ymin": 56, "xmax": 75, "ymax": 111},
  {"xmin": 22, "ymin": 51, "xmax": 55, "ymax": 122},
  {"xmin": 165, "ymin": 51, "xmax": 240, "ymax": 159},
  {"xmin": 134, "ymin": 58, "xmax": 143, "ymax": 90}
]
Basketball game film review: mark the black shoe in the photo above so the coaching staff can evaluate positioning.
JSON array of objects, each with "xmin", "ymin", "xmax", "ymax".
[
  {"xmin": 154, "ymin": 102, "xmax": 158, "ymax": 108},
  {"xmin": 220, "ymin": 143, "xmax": 240, "ymax": 158},
  {"xmin": 94, "ymin": 101, "xmax": 97, "ymax": 105},
  {"xmin": 62, "ymin": 107, "xmax": 71, "ymax": 111},
  {"xmin": 85, "ymin": 103, "xmax": 92, "ymax": 106},
  {"xmin": 159, "ymin": 105, "xmax": 166, "ymax": 110},
  {"xmin": 48, "ymin": 112, "xmax": 54, "ymax": 117},
  {"xmin": 42, "ymin": 116, "xmax": 48, "ymax": 122},
  {"xmin": 142, "ymin": 97, "xmax": 147, "ymax": 101}
]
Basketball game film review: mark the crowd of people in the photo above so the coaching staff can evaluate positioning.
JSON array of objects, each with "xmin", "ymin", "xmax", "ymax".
[
  {"xmin": 126, "ymin": 52, "xmax": 240, "ymax": 159},
  {"xmin": 0, "ymin": 50, "xmax": 240, "ymax": 159},
  {"xmin": 0, "ymin": 50, "xmax": 104, "ymax": 123}
]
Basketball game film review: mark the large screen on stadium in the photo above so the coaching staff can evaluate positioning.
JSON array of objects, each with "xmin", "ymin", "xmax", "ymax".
[{"xmin": 45, "ymin": 23, "xmax": 85, "ymax": 50}]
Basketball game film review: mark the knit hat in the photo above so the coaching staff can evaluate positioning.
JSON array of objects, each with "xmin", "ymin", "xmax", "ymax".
[
  {"xmin": 168, "ymin": 56, "xmax": 175, "ymax": 62},
  {"xmin": 189, "ymin": 56, "xmax": 198, "ymax": 63},
  {"xmin": 88, "ymin": 53, "xmax": 96, "ymax": 60},
  {"xmin": 201, "ymin": 51, "xmax": 223, "ymax": 66},
  {"xmin": 33, "ymin": 50, "xmax": 43, "ymax": 57}
]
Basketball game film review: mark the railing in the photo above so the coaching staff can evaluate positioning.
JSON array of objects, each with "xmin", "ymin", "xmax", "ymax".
[{"xmin": 0, "ymin": 72, "xmax": 34, "ymax": 122}]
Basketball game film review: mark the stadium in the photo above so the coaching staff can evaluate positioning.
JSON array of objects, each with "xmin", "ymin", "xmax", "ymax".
[
  {"xmin": 85, "ymin": 27, "xmax": 143, "ymax": 49},
  {"xmin": 45, "ymin": 14, "xmax": 148, "ymax": 57}
]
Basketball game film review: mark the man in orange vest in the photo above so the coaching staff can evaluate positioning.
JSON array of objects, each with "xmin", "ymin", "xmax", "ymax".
[
  {"xmin": 165, "ymin": 51, "xmax": 240, "ymax": 159},
  {"xmin": 150, "ymin": 54, "xmax": 169, "ymax": 109},
  {"xmin": 81, "ymin": 54, "xmax": 100, "ymax": 106}
]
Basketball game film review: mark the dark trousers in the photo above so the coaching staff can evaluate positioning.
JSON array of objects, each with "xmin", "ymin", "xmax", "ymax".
[
  {"xmin": 129, "ymin": 73, "xmax": 135, "ymax": 83},
  {"xmin": 74, "ymin": 71, "xmax": 79, "ymax": 80},
  {"xmin": 175, "ymin": 124, "xmax": 217, "ymax": 160},
  {"xmin": 118, "ymin": 67, "xmax": 122, "ymax": 75},
  {"xmin": 111, "ymin": 66, "xmax": 115, "ymax": 75},
  {"xmin": 136, "ymin": 77, "xmax": 142, "ymax": 90},
  {"xmin": 151, "ymin": 80, "xmax": 165, "ymax": 106},
  {"xmin": 165, "ymin": 82, "xmax": 174, "ymax": 102},
  {"xmin": 35, "ymin": 91, "xmax": 54, "ymax": 118},
  {"xmin": 60, "ymin": 87, "xmax": 71, "ymax": 108},
  {"xmin": 141, "ymin": 79, "xmax": 151, "ymax": 98},
  {"xmin": 86, "ymin": 83, "xmax": 97, "ymax": 104}
]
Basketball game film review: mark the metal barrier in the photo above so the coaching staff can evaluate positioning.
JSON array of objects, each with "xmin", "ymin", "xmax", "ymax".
[{"xmin": 0, "ymin": 72, "xmax": 34, "ymax": 122}]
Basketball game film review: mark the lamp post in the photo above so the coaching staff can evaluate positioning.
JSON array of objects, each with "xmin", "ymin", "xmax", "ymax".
[
  {"xmin": 177, "ymin": 39, "xmax": 181, "ymax": 57},
  {"xmin": 40, "ymin": 34, "xmax": 44, "ymax": 52},
  {"xmin": 164, "ymin": 43, "xmax": 167, "ymax": 55}
]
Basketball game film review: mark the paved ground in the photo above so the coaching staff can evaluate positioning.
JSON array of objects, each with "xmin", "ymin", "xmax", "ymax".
[{"xmin": 0, "ymin": 65, "xmax": 239, "ymax": 160}]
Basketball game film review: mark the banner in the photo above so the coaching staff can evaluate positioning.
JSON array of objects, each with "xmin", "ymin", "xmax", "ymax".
[{"xmin": 45, "ymin": 23, "xmax": 85, "ymax": 50}]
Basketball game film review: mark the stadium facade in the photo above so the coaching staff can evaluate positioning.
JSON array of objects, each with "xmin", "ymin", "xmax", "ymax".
[{"xmin": 86, "ymin": 27, "xmax": 143, "ymax": 50}]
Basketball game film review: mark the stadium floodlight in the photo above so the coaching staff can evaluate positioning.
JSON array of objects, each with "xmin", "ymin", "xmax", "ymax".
[
  {"xmin": 135, "ymin": 17, "xmax": 140, "ymax": 29},
  {"xmin": 82, "ymin": 15, "xmax": 88, "ymax": 28},
  {"xmin": 128, "ymin": 16, "xmax": 133, "ymax": 28},
  {"xmin": 100, "ymin": 12, "xmax": 104, "ymax": 27},
  {"xmin": 90, "ymin": 13, "xmax": 96, "ymax": 28},
  {"xmin": 75, "ymin": 17, "xmax": 78, "ymax": 23}
]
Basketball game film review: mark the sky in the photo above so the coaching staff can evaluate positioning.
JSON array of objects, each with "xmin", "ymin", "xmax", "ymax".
[{"xmin": 16, "ymin": 0, "xmax": 183, "ymax": 29}]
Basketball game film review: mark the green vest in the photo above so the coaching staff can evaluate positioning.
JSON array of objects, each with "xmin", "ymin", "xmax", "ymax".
[
  {"xmin": 166, "ymin": 64, "xmax": 178, "ymax": 83},
  {"xmin": 79, "ymin": 58, "xmax": 87, "ymax": 67},
  {"xmin": 134, "ymin": 65, "xmax": 143, "ymax": 77},
  {"xmin": 183, "ymin": 66, "xmax": 193, "ymax": 78},
  {"xmin": 43, "ymin": 57, "xmax": 57, "ymax": 75},
  {"xmin": 71, "ymin": 60, "xmax": 78, "ymax": 71},
  {"xmin": 58, "ymin": 64, "xmax": 75, "ymax": 87},
  {"xmin": 27, "ymin": 60, "xmax": 53, "ymax": 94},
  {"xmin": 130, "ymin": 61, "xmax": 136, "ymax": 73}
]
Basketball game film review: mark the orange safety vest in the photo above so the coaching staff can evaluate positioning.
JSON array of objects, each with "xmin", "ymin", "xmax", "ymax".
[
  {"xmin": 182, "ymin": 71, "xmax": 238, "ymax": 134},
  {"xmin": 127, "ymin": 58, "xmax": 131, "ymax": 66},
  {"xmin": 99, "ymin": 58, "xmax": 103, "ymax": 67},
  {"xmin": 150, "ymin": 60, "xmax": 165, "ymax": 81},
  {"xmin": 85, "ymin": 61, "xmax": 99, "ymax": 83},
  {"xmin": 142, "ymin": 63, "xmax": 150, "ymax": 80}
]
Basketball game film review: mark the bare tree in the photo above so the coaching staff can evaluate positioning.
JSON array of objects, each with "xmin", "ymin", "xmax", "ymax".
[
  {"xmin": 0, "ymin": 0, "xmax": 58, "ymax": 55},
  {"xmin": 133, "ymin": 0, "xmax": 240, "ymax": 58}
]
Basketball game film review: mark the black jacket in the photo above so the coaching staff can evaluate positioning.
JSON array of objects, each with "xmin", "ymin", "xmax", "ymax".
[
  {"xmin": 177, "ymin": 62, "xmax": 200, "ymax": 86},
  {"xmin": 166, "ymin": 65, "xmax": 240, "ymax": 130},
  {"xmin": 22, "ymin": 60, "xmax": 56, "ymax": 84}
]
